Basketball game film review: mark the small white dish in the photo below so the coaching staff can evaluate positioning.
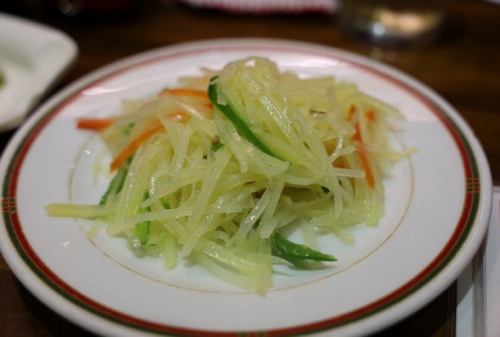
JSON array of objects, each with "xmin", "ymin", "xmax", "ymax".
[
  {"xmin": 0, "ymin": 13, "xmax": 77, "ymax": 131},
  {"xmin": 0, "ymin": 39, "xmax": 492, "ymax": 337}
]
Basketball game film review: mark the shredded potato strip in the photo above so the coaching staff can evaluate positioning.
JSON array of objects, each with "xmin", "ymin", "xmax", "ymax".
[{"xmin": 46, "ymin": 57, "xmax": 405, "ymax": 292}]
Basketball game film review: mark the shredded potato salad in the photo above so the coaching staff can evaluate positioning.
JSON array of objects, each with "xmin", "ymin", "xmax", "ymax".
[{"xmin": 47, "ymin": 57, "xmax": 405, "ymax": 292}]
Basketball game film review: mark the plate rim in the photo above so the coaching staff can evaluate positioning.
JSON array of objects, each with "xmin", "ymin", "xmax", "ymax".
[{"xmin": 0, "ymin": 38, "xmax": 492, "ymax": 337}]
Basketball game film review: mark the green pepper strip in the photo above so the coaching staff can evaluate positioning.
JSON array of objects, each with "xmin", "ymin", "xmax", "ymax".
[
  {"xmin": 99, "ymin": 157, "xmax": 132, "ymax": 206},
  {"xmin": 271, "ymin": 232, "xmax": 336, "ymax": 266},
  {"xmin": 122, "ymin": 122, "xmax": 135, "ymax": 135},
  {"xmin": 160, "ymin": 196, "xmax": 170, "ymax": 209},
  {"xmin": 134, "ymin": 191, "xmax": 151, "ymax": 246},
  {"xmin": 210, "ymin": 142, "xmax": 224, "ymax": 153},
  {"xmin": 208, "ymin": 77, "xmax": 280, "ymax": 159}
]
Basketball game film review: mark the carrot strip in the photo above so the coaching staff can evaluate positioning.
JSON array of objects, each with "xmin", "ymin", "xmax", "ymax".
[
  {"xmin": 365, "ymin": 109, "xmax": 377, "ymax": 122},
  {"xmin": 109, "ymin": 112, "xmax": 191, "ymax": 171},
  {"xmin": 347, "ymin": 104, "xmax": 357, "ymax": 121},
  {"xmin": 352, "ymin": 122, "xmax": 362, "ymax": 142},
  {"xmin": 352, "ymin": 130, "xmax": 375, "ymax": 188},
  {"xmin": 77, "ymin": 117, "xmax": 115, "ymax": 130},
  {"xmin": 347, "ymin": 104, "xmax": 375, "ymax": 188},
  {"xmin": 356, "ymin": 146, "xmax": 375, "ymax": 189},
  {"xmin": 160, "ymin": 88, "xmax": 209, "ymax": 100},
  {"xmin": 110, "ymin": 122, "xmax": 164, "ymax": 172}
]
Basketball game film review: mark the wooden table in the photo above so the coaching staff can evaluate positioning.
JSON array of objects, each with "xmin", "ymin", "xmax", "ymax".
[{"xmin": 0, "ymin": 0, "xmax": 498, "ymax": 336}]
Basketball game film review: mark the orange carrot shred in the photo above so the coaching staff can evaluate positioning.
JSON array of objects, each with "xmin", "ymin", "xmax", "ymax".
[
  {"xmin": 365, "ymin": 109, "xmax": 377, "ymax": 122},
  {"xmin": 160, "ymin": 88, "xmax": 209, "ymax": 100},
  {"xmin": 352, "ymin": 126, "xmax": 375, "ymax": 188},
  {"xmin": 77, "ymin": 117, "xmax": 115, "ymax": 130},
  {"xmin": 110, "ymin": 122, "xmax": 164, "ymax": 172},
  {"xmin": 109, "ymin": 112, "xmax": 191, "ymax": 171},
  {"xmin": 347, "ymin": 105, "xmax": 375, "ymax": 188},
  {"xmin": 347, "ymin": 104, "xmax": 357, "ymax": 121},
  {"xmin": 356, "ymin": 146, "xmax": 375, "ymax": 189},
  {"xmin": 352, "ymin": 122, "xmax": 362, "ymax": 142}
]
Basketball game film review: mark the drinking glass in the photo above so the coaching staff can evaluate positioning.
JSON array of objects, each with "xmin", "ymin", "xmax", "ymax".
[{"xmin": 339, "ymin": 0, "xmax": 453, "ymax": 48}]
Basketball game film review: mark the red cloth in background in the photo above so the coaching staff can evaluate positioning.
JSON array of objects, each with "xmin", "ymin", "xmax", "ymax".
[{"xmin": 177, "ymin": 0, "xmax": 337, "ymax": 14}]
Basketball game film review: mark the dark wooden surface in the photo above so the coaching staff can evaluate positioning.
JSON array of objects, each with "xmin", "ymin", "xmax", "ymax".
[{"xmin": 0, "ymin": 0, "xmax": 498, "ymax": 336}]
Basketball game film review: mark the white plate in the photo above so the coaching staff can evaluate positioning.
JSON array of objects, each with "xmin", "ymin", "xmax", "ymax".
[
  {"xmin": 0, "ymin": 39, "xmax": 492, "ymax": 337},
  {"xmin": 0, "ymin": 13, "xmax": 77, "ymax": 131}
]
